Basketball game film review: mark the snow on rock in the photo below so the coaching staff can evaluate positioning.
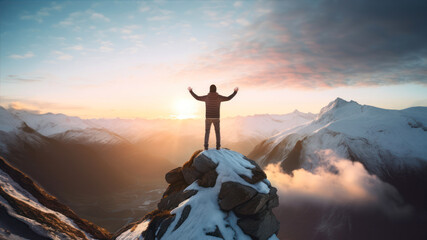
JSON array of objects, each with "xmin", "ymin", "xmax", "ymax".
[
  {"xmin": 0, "ymin": 156, "xmax": 111, "ymax": 240},
  {"xmin": 115, "ymin": 220, "xmax": 149, "ymax": 240},
  {"xmin": 114, "ymin": 149, "xmax": 280, "ymax": 240}
]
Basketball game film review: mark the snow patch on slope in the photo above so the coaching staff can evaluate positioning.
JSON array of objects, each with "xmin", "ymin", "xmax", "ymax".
[
  {"xmin": 0, "ymin": 107, "xmax": 23, "ymax": 133},
  {"xmin": 0, "ymin": 168, "xmax": 96, "ymax": 240},
  {"xmin": 115, "ymin": 220, "xmax": 149, "ymax": 240}
]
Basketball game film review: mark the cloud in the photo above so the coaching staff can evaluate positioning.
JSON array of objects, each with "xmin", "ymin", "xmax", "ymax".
[
  {"xmin": 263, "ymin": 149, "xmax": 425, "ymax": 238},
  {"xmin": 8, "ymin": 52, "xmax": 34, "ymax": 59},
  {"xmin": 122, "ymin": 34, "xmax": 143, "ymax": 40},
  {"xmin": 236, "ymin": 18, "xmax": 250, "ymax": 26},
  {"xmin": 140, "ymin": 6, "xmax": 151, "ymax": 12},
  {"xmin": 3, "ymin": 74, "xmax": 41, "ymax": 83},
  {"xmin": 91, "ymin": 12, "xmax": 110, "ymax": 22},
  {"xmin": 20, "ymin": 2, "xmax": 62, "ymax": 23},
  {"xmin": 147, "ymin": 15, "xmax": 171, "ymax": 21},
  {"xmin": 147, "ymin": 9, "xmax": 173, "ymax": 21},
  {"xmin": 265, "ymin": 149, "xmax": 412, "ymax": 217},
  {"xmin": 56, "ymin": 11, "xmax": 82, "ymax": 27},
  {"xmin": 179, "ymin": 0, "xmax": 427, "ymax": 88},
  {"xmin": 119, "ymin": 47, "xmax": 139, "ymax": 55},
  {"xmin": 56, "ymin": 10, "xmax": 110, "ymax": 29},
  {"xmin": 98, "ymin": 41, "xmax": 114, "ymax": 52},
  {"xmin": 0, "ymin": 96, "xmax": 86, "ymax": 112},
  {"xmin": 119, "ymin": 25, "xmax": 140, "ymax": 35},
  {"xmin": 234, "ymin": 1, "xmax": 243, "ymax": 8},
  {"xmin": 69, "ymin": 45, "xmax": 83, "ymax": 51},
  {"xmin": 52, "ymin": 51, "xmax": 73, "ymax": 60}
]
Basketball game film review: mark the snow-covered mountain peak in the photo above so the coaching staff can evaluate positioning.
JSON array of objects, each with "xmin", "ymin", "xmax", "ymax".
[
  {"xmin": 250, "ymin": 98, "xmax": 427, "ymax": 173},
  {"xmin": 316, "ymin": 98, "xmax": 362, "ymax": 122}
]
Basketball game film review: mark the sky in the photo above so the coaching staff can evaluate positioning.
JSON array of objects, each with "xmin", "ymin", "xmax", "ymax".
[{"xmin": 1, "ymin": 0, "xmax": 426, "ymax": 119}]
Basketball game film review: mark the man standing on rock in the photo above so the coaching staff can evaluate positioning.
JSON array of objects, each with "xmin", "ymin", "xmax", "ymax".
[{"xmin": 188, "ymin": 84, "xmax": 238, "ymax": 150}]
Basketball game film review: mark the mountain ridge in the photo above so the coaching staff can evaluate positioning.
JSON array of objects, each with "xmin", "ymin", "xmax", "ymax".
[
  {"xmin": 248, "ymin": 98, "xmax": 427, "ymax": 209},
  {"xmin": 0, "ymin": 155, "xmax": 111, "ymax": 239}
]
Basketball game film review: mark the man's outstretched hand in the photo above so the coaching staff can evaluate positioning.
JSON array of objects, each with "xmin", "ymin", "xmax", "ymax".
[
  {"xmin": 188, "ymin": 87, "xmax": 192, "ymax": 91},
  {"xmin": 234, "ymin": 87, "xmax": 239, "ymax": 92}
]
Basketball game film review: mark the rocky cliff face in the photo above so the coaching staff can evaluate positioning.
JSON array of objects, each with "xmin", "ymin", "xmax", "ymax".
[
  {"xmin": 0, "ymin": 156, "xmax": 111, "ymax": 240},
  {"xmin": 114, "ymin": 149, "xmax": 280, "ymax": 240}
]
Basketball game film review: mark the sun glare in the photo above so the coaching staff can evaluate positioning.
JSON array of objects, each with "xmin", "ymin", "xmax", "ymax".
[{"xmin": 172, "ymin": 99, "xmax": 198, "ymax": 119}]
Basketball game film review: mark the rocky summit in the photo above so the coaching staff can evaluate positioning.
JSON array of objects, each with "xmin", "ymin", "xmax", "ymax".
[{"xmin": 114, "ymin": 149, "xmax": 280, "ymax": 240}]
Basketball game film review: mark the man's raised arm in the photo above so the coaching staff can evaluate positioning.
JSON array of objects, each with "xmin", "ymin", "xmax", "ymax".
[
  {"xmin": 188, "ymin": 87, "xmax": 206, "ymax": 101},
  {"xmin": 219, "ymin": 87, "xmax": 239, "ymax": 101}
]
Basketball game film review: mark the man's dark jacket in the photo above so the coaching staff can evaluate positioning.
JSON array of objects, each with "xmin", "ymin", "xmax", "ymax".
[{"xmin": 190, "ymin": 90, "xmax": 237, "ymax": 118}]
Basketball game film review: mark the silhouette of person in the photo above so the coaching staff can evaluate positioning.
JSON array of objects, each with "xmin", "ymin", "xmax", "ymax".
[{"xmin": 188, "ymin": 85, "xmax": 238, "ymax": 150}]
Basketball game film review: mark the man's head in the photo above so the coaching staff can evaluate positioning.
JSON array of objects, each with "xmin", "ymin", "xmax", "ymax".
[{"xmin": 210, "ymin": 84, "xmax": 217, "ymax": 92}]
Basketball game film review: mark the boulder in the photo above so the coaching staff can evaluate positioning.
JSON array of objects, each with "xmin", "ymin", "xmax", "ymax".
[
  {"xmin": 198, "ymin": 169, "xmax": 218, "ymax": 188},
  {"xmin": 234, "ymin": 193, "xmax": 269, "ymax": 216},
  {"xmin": 237, "ymin": 209, "xmax": 280, "ymax": 240},
  {"xmin": 182, "ymin": 166, "xmax": 203, "ymax": 185},
  {"xmin": 162, "ymin": 179, "xmax": 188, "ymax": 198},
  {"xmin": 165, "ymin": 167, "xmax": 184, "ymax": 184},
  {"xmin": 158, "ymin": 190, "xmax": 197, "ymax": 211},
  {"xmin": 267, "ymin": 187, "xmax": 279, "ymax": 209},
  {"xmin": 218, "ymin": 182, "xmax": 257, "ymax": 211},
  {"xmin": 183, "ymin": 150, "xmax": 203, "ymax": 168},
  {"xmin": 193, "ymin": 154, "xmax": 218, "ymax": 173}
]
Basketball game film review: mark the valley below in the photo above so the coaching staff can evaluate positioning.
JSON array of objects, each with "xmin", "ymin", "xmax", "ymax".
[{"xmin": 1, "ymin": 99, "xmax": 426, "ymax": 239}]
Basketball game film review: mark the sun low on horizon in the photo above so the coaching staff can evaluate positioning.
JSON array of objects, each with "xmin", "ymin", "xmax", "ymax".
[
  {"xmin": 1, "ymin": 0, "xmax": 426, "ymax": 119},
  {"xmin": 171, "ymin": 98, "xmax": 199, "ymax": 119}
]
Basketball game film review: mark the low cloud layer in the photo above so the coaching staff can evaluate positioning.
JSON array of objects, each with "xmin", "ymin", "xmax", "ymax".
[
  {"xmin": 181, "ymin": 0, "xmax": 427, "ymax": 88},
  {"xmin": 264, "ymin": 149, "xmax": 423, "ymax": 239},
  {"xmin": 265, "ymin": 149, "xmax": 411, "ymax": 218}
]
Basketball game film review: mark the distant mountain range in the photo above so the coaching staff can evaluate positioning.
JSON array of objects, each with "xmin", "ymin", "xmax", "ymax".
[
  {"xmin": 0, "ymin": 106, "xmax": 314, "ymax": 232},
  {"xmin": 1, "ymin": 99, "xmax": 426, "ymax": 239},
  {"xmin": 1, "ymin": 107, "xmax": 315, "ymax": 157}
]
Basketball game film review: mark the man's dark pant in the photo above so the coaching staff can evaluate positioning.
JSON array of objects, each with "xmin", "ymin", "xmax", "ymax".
[{"xmin": 205, "ymin": 118, "xmax": 220, "ymax": 149}]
